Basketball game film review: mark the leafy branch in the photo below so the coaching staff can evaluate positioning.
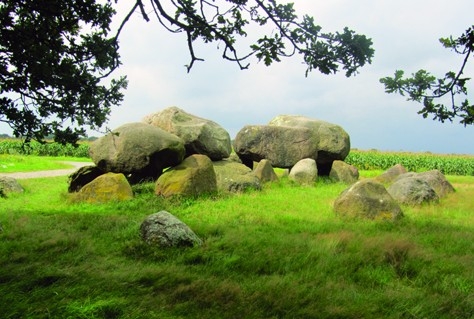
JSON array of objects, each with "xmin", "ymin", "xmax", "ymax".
[{"xmin": 380, "ymin": 25, "xmax": 473, "ymax": 125}]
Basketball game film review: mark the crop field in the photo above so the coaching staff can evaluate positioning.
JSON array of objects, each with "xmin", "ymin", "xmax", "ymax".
[{"xmin": 346, "ymin": 149, "xmax": 474, "ymax": 176}]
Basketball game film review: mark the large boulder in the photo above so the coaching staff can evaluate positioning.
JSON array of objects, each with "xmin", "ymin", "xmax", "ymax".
[
  {"xmin": 140, "ymin": 211, "xmax": 202, "ymax": 248},
  {"xmin": 288, "ymin": 158, "xmax": 318, "ymax": 185},
  {"xmin": 329, "ymin": 160, "xmax": 359, "ymax": 184},
  {"xmin": 334, "ymin": 179, "xmax": 403, "ymax": 220},
  {"xmin": 393, "ymin": 170, "xmax": 455, "ymax": 198},
  {"xmin": 387, "ymin": 176, "xmax": 439, "ymax": 205},
  {"xmin": 89, "ymin": 122, "xmax": 185, "ymax": 183},
  {"xmin": 0, "ymin": 176, "xmax": 23, "ymax": 197},
  {"xmin": 75, "ymin": 173, "xmax": 134, "ymax": 203},
  {"xmin": 155, "ymin": 154, "xmax": 217, "ymax": 197},
  {"xmin": 233, "ymin": 125, "xmax": 319, "ymax": 169},
  {"xmin": 269, "ymin": 115, "xmax": 350, "ymax": 174},
  {"xmin": 213, "ymin": 160, "xmax": 261, "ymax": 192},
  {"xmin": 143, "ymin": 106, "xmax": 232, "ymax": 160},
  {"xmin": 68, "ymin": 165, "xmax": 105, "ymax": 193}
]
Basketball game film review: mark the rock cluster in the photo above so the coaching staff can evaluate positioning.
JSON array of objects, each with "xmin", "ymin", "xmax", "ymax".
[
  {"xmin": 334, "ymin": 164, "xmax": 455, "ymax": 220},
  {"xmin": 66, "ymin": 107, "xmax": 353, "ymax": 201}
]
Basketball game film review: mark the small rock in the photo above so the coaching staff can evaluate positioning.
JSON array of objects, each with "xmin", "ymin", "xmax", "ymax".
[
  {"xmin": 140, "ymin": 211, "xmax": 202, "ymax": 247},
  {"xmin": 289, "ymin": 158, "xmax": 318, "ymax": 185}
]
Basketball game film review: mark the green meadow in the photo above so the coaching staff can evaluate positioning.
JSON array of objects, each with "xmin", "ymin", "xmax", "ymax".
[{"xmin": 0, "ymin": 154, "xmax": 473, "ymax": 319}]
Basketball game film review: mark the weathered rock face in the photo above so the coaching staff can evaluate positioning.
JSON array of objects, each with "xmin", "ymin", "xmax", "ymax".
[
  {"xmin": 233, "ymin": 125, "xmax": 319, "ymax": 169},
  {"xmin": 387, "ymin": 176, "xmax": 439, "ymax": 205},
  {"xmin": 68, "ymin": 165, "xmax": 105, "ymax": 193},
  {"xmin": 414, "ymin": 170, "xmax": 455, "ymax": 198},
  {"xmin": 392, "ymin": 170, "xmax": 455, "ymax": 198},
  {"xmin": 140, "ymin": 211, "xmax": 202, "ymax": 247},
  {"xmin": 76, "ymin": 173, "xmax": 134, "ymax": 203},
  {"xmin": 213, "ymin": 160, "xmax": 261, "ymax": 192},
  {"xmin": 155, "ymin": 154, "xmax": 217, "ymax": 197},
  {"xmin": 89, "ymin": 122, "xmax": 185, "ymax": 182},
  {"xmin": 143, "ymin": 106, "xmax": 232, "ymax": 160},
  {"xmin": 269, "ymin": 115, "xmax": 350, "ymax": 174},
  {"xmin": 374, "ymin": 164, "xmax": 408, "ymax": 184},
  {"xmin": 289, "ymin": 158, "xmax": 318, "ymax": 185},
  {"xmin": 334, "ymin": 179, "xmax": 403, "ymax": 220},
  {"xmin": 0, "ymin": 176, "xmax": 23, "ymax": 197},
  {"xmin": 329, "ymin": 160, "xmax": 359, "ymax": 184},
  {"xmin": 253, "ymin": 159, "xmax": 279, "ymax": 183}
]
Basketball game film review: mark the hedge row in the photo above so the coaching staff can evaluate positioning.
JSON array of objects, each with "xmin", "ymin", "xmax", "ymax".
[{"xmin": 0, "ymin": 140, "xmax": 90, "ymax": 158}]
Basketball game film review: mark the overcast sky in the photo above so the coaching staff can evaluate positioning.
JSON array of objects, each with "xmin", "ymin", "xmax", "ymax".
[
  {"xmin": 3, "ymin": 1, "xmax": 473, "ymax": 154},
  {"xmin": 107, "ymin": 0, "xmax": 473, "ymax": 154}
]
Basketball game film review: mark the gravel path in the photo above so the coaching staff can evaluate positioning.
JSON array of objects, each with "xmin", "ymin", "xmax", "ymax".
[{"xmin": 0, "ymin": 162, "xmax": 93, "ymax": 179}]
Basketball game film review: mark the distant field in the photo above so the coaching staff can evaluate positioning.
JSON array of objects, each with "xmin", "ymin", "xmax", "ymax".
[
  {"xmin": 2, "ymin": 138, "xmax": 473, "ymax": 175},
  {"xmin": 346, "ymin": 149, "xmax": 474, "ymax": 176}
]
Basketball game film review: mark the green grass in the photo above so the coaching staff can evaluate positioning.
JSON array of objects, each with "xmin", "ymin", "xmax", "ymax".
[
  {"xmin": 0, "ymin": 154, "xmax": 91, "ymax": 173},
  {"xmin": 0, "ymin": 171, "xmax": 473, "ymax": 318}
]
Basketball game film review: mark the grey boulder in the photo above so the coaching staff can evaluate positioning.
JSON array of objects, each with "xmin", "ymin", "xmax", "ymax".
[
  {"xmin": 387, "ymin": 176, "xmax": 439, "ymax": 205},
  {"xmin": 233, "ymin": 125, "xmax": 319, "ymax": 169},
  {"xmin": 334, "ymin": 179, "xmax": 403, "ymax": 220},
  {"xmin": 269, "ymin": 115, "xmax": 350, "ymax": 174},
  {"xmin": 89, "ymin": 122, "xmax": 185, "ymax": 182},
  {"xmin": 140, "ymin": 211, "xmax": 203, "ymax": 248},
  {"xmin": 0, "ymin": 176, "xmax": 23, "ymax": 197},
  {"xmin": 288, "ymin": 158, "xmax": 318, "ymax": 185},
  {"xmin": 143, "ymin": 106, "xmax": 232, "ymax": 160}
]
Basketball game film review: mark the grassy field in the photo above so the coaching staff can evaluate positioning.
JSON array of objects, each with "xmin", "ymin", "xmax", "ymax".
[
  {"xmin": 0, "ymin": 154, "xmax": 473, "ymax": 318},
  {"xmin": 0, "ymin": 154, "xmax": 92, "ymax": 173}
]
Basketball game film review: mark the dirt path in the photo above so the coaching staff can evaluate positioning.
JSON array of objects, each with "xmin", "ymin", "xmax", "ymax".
[{"xmin": 0, "ymin": 162, "xmax": 92, "ymax": 179}]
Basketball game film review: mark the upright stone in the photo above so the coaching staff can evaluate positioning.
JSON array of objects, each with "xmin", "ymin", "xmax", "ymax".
[
  {"xmin": 289, "ymin": 158, "xmax": 318, "ymax": 185},
  {"xmin": 253, "ymin": 159, "xmax": 279, "ymax": 183},
  {"xmin": 155, "ymin": 154, "xmax": 217, "ymax": 197},
  {"xmin": 329, "ymin": 160, "xmax": 359, "ymax": 184}
]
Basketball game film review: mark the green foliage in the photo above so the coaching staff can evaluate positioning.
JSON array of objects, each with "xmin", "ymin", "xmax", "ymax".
[
  {"xmin": 0, "ymin": 0, "xmax": 127, "ymax": 144},
  {"xmin": 0, "ymin": 175, "xmax": 473, "ymax": 318},
  {"xmin": 346, "ymin": 150, "xmax": 474, "ymax": 176},
  {"xmin": 380, "ymin": 25, "xmax": 474, "ymax": 125},
  {"xmin": 0, "ymin": 139, "xmax": 89, "ymax": 157},
  {"xmin": 142, "ymin": 0, "xmax": 374, "ymax": 75}
]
